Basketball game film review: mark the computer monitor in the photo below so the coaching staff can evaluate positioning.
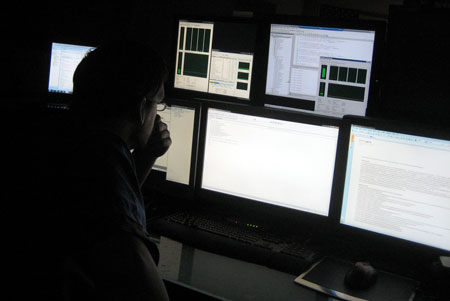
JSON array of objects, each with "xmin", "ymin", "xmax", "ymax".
[
  {"xmin": 339, "ymin": 116, "xmax": 450, "ymax": 252},
  {"xmin": 48, "ymin": 42, "xmax": 95, "ymax": 94},
  {"xmin": 170, "ymin": 17, "xmax": 260, "ymax": 103},
  {"xmin": 262, "ymin": 17, "xmax": 385, "ymax": 118},
  {"xmin": 143, "ymin": 99, "xmax": 201, "ymax": 196},
  {"xmin": 197, "ymin": 103, "xmax": 341, "ymax": 225}
]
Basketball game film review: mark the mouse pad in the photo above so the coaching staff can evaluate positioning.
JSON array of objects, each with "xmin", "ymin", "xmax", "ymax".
[{"xmin": 294, "ymin": 257, "xmax": 417, "ymax": 301}]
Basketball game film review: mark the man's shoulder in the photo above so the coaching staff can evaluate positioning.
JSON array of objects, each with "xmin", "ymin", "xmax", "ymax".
[{"xmin": 71, "ymin": 130, "xmax": 132, "ymax": 166}]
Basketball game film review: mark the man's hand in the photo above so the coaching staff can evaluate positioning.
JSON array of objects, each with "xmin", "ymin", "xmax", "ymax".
[
  {"xmin": 133, "ymin": 115, "xmax": 171, "ymax": 187},
  {"xmin": 145, "ymin": 115, "xmax": 172, "ymax": 158}
]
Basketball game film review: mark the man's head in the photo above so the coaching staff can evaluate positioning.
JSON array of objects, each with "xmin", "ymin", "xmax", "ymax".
[{"xmin": 72, "ymin": 39, "xmax": 167, "ymax": 147}]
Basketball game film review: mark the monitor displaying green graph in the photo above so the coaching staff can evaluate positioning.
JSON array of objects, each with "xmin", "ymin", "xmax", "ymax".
[{"xmin": 174, "ymin": 19, "xmax": 257, "ymax": 100}]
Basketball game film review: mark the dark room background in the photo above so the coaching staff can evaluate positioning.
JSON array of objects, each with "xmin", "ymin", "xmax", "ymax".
[{"xmin": 2, "ymin": 0, "xmax": 450, "ymax": 125}]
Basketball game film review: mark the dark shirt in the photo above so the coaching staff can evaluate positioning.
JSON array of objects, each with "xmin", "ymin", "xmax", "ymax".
[
  {"xmin": 67, "ymin": 130, "xmax": 145, "ymax": 228},
  {"xmin": 59, "ymin": 127, "xmax": 155, "ymax": 257},
  {"xmin": 17, "ymin": 110, "xmax": 161, "ymax": 299}
]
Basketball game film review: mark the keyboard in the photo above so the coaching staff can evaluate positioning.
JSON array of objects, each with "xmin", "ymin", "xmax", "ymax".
[{"xmin": 149, "ymin": 211, "xmax": 320, "ymax": 275}]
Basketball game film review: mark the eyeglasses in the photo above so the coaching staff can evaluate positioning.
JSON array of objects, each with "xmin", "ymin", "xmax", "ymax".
[
  {"xmin": 144, "ymin": 96, "xmax": 168, "ymax": 112},
  {"xmin": 157, "ymin": 102, "xmax": 167, "ymax": 112}
]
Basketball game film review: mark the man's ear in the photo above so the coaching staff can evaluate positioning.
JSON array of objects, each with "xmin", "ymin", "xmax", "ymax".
[{"xmin": 139, "ymin": 97, "xmax": 147, "ymax": 126}]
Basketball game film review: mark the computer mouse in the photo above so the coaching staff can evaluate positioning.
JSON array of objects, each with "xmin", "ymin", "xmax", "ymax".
[{"xmin": 344, "ymin": 261, "xmax": 378, "ymax": 290}]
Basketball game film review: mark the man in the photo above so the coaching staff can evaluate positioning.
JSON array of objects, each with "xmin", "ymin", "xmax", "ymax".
[{"xmin": 52, "ymin": 39, "xmax": 171, "ymax": 300}]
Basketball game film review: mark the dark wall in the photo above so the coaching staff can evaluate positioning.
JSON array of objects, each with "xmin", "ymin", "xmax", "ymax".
[{"xmin": 380, "ymin": 6, "xmax": 450, "ymax": 125}]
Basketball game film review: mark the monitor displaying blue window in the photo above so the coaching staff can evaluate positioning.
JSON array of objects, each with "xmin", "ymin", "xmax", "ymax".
[{"xmin": 340, "ymin": 122, "xmax": 450, "ymax": 251}]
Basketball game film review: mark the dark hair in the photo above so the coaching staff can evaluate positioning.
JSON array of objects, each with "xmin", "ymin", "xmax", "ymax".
[{"xmin": 72, "ymin": 39, "xmax": 167, "ymax": 119}]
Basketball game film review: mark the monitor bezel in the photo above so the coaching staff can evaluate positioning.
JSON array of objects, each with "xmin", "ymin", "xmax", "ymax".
[
  {"xmin": 335, "ymin": 114, "xmax": 450, "ymax": 257},
  {"xmin": 166, "ymin": 14, "xmax": 265, "ymax": 106},
  {"xmin": 256, "ymin": 15, "xmax": 386, "ymax": 118},
  {"xmin": 142, "ymin": 98, "xmax": 202, "ymax": 201},
  {"xmin": 194, "ymin": 100, "xmax": 343, "ymax": 235}
]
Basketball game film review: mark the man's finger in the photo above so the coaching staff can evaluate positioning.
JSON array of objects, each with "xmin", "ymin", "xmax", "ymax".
[
  {"xmin": 159, "ymin": 130, "xmax": 170, "ymax": 139},
  {"xmin": 158, "ymin": 121, "xmax": 168, "ymax": 132}
]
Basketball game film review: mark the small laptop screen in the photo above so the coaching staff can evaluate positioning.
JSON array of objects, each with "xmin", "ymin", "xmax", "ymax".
[{"xmin": 48, "ymin": 43, "xmax": 95, "ymax": 94}]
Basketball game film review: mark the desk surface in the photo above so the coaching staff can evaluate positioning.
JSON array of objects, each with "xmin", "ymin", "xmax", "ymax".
[
  {"xmin": 155, "ymin": 235, "xmax": 343, "ymax": 301},
  {"xmin": 152, "ymin": 235, "xmax": 446, "ymax": 301}
]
